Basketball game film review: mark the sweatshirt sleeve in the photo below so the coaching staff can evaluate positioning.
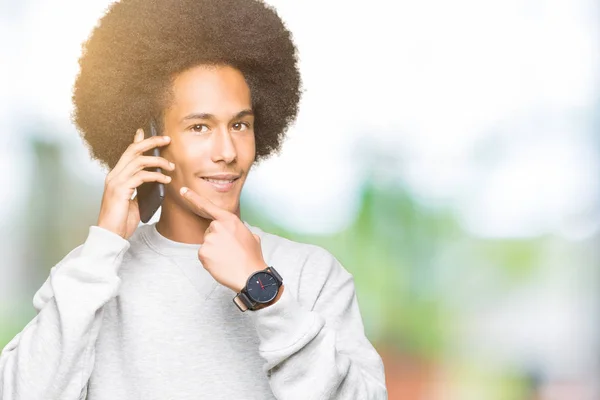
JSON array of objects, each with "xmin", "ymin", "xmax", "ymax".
[
  {"xmin": 249, "ymin": 247, "xmax": 388, "ymax": 400},
  {"xmin": 0, "ymin": 226, "xmax": 130, "ymax": 400}
]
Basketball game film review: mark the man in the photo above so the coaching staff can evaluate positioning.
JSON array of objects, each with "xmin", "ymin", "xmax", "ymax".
[{"xmin": 0, "ymin": 0, "xmax": 388, "ymax": 398}]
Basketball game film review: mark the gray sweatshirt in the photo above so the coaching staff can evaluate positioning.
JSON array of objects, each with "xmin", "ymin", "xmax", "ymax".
[{"xmin": 0, "ymin": 222, "xmax": 387, "ymax": 399}]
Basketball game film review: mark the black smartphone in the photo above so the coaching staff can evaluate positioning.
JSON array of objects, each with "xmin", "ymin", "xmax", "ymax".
[{"xmin": 137, "ymin": 118, "xmax": 166, "ymax": 223}]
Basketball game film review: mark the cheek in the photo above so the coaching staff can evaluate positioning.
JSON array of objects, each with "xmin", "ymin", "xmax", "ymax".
[
  {"xmin": 238, "ymin": 133, "xmax": 256, "ymax": 163},
  {"xmin": 163, "ymin": 139, "xmax": 206, "ymax": 177},
  {"xmin": 179, "ymin": 140, "xmax": 207, "ymax": 161}
]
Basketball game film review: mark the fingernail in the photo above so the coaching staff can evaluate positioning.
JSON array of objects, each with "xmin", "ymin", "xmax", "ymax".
[
  {"xmin": 135, "ymin": 129, "xmax": 142, "ymax": 140},
  {"xmin": 180, "ymin": 187, "xmax": 188, "ymax": 195},
  {"xmin": 164, "ymin": 136, "xmax": 171, "ymax": 141},
  {"xmin": 169, "ymin": 162, "xmax": 175, "ymax": 168}
]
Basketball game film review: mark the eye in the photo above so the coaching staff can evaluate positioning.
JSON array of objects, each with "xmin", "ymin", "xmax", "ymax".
[
  {"xmin": 232, "ymin": 122, "xmax": 251, "ymax": 131},
  {"xmin": 191, "ymin": 124, "xmax": 209, "ymax": 134}
]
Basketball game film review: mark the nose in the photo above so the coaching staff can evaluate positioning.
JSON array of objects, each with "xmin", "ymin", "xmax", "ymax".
[{"xmin": 210, "ymin": 126, "xmax": 237, "ymax": 164}]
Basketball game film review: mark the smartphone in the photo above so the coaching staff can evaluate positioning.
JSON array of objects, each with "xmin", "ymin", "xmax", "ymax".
[{"xmin": 137, "ymin": 118, "xmax": 166, "ymax": 223}]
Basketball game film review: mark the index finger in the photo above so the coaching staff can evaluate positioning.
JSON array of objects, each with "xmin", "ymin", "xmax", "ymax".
[
  {"xmin": 180, "ymin": 187, "xmax": 231, "ymax": 221},
  {"xmin": 130, "ymin": 133, "xmax": 171, "ymax": 156},
  {"xmin": 111, "ymin": 131, "xmax": 171, "ymax": 177}
]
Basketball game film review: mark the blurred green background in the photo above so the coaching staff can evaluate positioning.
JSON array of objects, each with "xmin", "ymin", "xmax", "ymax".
[{"xmin": 1, "ymin": 0, "xmax": 599, "ymax": 399}]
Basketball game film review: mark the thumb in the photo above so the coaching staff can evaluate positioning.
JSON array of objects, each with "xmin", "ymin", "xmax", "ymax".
[{"xmin": 253, "ymin": 234, "xmax": 261, "ymax": 243}]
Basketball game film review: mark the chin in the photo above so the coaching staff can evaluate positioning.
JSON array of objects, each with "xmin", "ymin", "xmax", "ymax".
[
  {"xmin": 193, "ymin": 186, "xmax": 240, "ymax": 212},
  {"xmin": 211, "ymin": 195, "xmax": 239, "ymax": 211}
]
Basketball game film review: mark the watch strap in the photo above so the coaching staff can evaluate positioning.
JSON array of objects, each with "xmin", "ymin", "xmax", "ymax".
[
  {"xmin": 267, "ymin": 266, "xmax": 283, "ymax": 284},
  {"xmin": 233, "ymin": 291, "xmax": 255, "ymax": 312}
]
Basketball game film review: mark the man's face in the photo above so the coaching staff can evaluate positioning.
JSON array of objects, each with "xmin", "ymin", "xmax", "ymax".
[{"xmin": 160, "ymin": 64, "xmax": 255, "ymax": 215}]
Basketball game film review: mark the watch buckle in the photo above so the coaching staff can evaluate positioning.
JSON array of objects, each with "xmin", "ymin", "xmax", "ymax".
[{"xmin": 233, "ymin": 291, "xmax": 255, "ymax": 312}]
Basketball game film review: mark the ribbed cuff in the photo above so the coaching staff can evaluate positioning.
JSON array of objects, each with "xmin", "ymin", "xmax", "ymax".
[{"xmin": 249, "ymin": 287, "xmax": 324, "ymax": 354}]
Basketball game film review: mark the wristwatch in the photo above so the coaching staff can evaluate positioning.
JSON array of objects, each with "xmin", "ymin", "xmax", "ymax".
[{"xmin": 233, "ymin": 266, "xmax": 283, "ymax": 312}]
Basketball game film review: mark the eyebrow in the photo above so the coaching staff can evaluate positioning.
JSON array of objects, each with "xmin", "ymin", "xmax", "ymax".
[{"xmin": 181, "ymin": 109, "xmax": 254, "ymax": 123}]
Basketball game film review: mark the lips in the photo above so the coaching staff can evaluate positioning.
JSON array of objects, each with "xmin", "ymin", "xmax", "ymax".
[
  {"xmin": 203, "ymin": 177, "xmax": 237, "ymax": 184},
  {"xmin": 200, "ymin": 173, "xmax": 240, "ymax": 181},
  {"xmin": 199, "ymin": 174, "xmax": 240, "ymax": 192}
]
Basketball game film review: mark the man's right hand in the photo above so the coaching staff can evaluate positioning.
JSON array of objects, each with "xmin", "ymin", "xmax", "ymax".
[{"xmin": 96, "ymin": 128, "xmax": 175, "ymax": 239}]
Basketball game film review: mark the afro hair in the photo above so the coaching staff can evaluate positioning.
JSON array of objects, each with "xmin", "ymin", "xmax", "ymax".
[{"xmin": 72, "ymin": 0, "xmax": 302, "ymax": 171}]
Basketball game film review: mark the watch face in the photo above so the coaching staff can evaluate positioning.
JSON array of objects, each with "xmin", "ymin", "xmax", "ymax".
[{"xmin": 246, "ymin": 272, "xmax": 279, "ymax": 303}]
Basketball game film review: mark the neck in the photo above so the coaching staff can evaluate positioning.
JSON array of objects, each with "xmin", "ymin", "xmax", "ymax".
[{"xmin": 155, "ymin": 195, "xmax": 241, "ymax": 245}]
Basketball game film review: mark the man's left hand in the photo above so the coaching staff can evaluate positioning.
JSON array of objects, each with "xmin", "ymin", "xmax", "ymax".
[{"xmin": 179, "ymin": 186, "xmax": 267, "ymax": 293}]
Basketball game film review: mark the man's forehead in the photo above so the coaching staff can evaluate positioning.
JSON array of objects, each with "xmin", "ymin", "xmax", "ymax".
[
  {"xmin": 172, "ymin": 65, "xmax": 249, "ymax": 93},
  {"xmin": 168, "ymin": 65, "xmax": 252, "ymax": 114},
  {"xmin": 178, "ymin": 109, "xmax": 254, "ymax": 123}
]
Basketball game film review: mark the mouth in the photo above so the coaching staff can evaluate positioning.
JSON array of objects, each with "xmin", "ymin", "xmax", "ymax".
[{"xmin": 199, "ymin": 175, "xmax": 240, "ymax": 192}]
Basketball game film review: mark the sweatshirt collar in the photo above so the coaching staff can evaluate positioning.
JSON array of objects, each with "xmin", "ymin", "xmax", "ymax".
[{"xmin": 140, "ymin": 220, "xmax": 258, "ymax": 257}]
